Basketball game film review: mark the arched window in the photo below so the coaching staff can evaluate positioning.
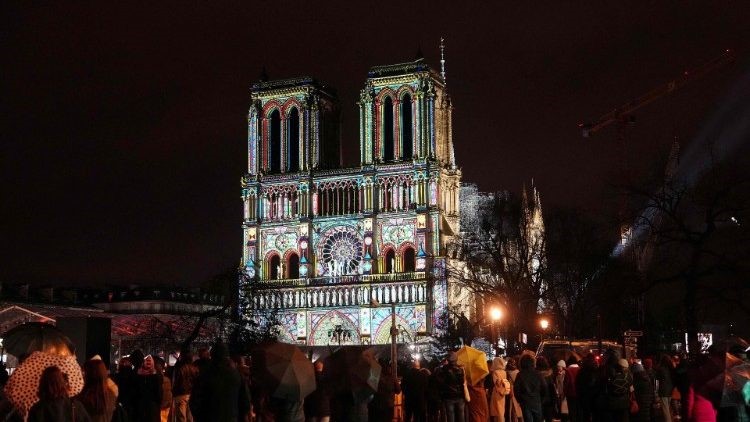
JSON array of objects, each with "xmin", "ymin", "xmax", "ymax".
[
  {"xmin": 287, "ymin": 107, "xmax": 300, "ymax": 172},
  {"xmin": 268, "ymin": 254, "xmax": 281, "ymax": 280},
  {"xmin": 287, "ymin": 252, "xmax": 300, "ymax": 279},
  {"xmin": 384, "ymin": 249, "xmax": 396, "ymax": 273},
  {"xmin": 402, "ymin": 247, "xmax": 416, "ymax": 273},
  {"xmin": 400, "ymin": 94, "xmax": 413, "ymax": 160},
  {"xmin": 383, "ymin": 97, "xmax": 394, "ymax": 162},
  {"xmin": 269, "ymin": 110, "xmax": 281, "ymax": 173}
]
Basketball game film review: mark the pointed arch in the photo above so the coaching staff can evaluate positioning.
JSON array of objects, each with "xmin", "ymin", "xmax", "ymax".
[
  {"xmin": 401, "ymin": 245, "xmax": 416, "ymax": 273},
  {"xmin": 400, "ymin": 92, "xmax": 413, "ymax": 160},
  {"xmin": 266, "ymin": 251, "xmax": 281, "ymax": 280},
  {"xmin": 286, "ymin": 107, "xmax": 300, "ymax": 172},
  {"xmin": 269, "ymin": 109, "xmax": 282, "ymax": 173},
  {"xmin": 382, "ymin": 96, "xmax": 395, "ymax": 162},
  {"xmin": 287, "ymin": 251, "xmax": 300, "ymax": 279},
  {"xmin": 383, "ymin": 248, "xmax": 396, "ymax": 273}
]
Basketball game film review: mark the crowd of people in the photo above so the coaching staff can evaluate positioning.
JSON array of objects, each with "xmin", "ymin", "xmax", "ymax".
[
  {"xmin": 0, "ymin": 342, "xmax": 746, "ymax": 422},
  {"xmin": 392, "ymin": 346, "xmax": 749, "ymax": 422}
]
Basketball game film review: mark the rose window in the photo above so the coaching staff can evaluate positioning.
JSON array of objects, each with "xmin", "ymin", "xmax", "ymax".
[{"xmin": 320, "ymin": 228, "xmax": 363, "ymax": 276}]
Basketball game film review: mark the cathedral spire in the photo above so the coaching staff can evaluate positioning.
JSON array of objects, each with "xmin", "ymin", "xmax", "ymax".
[{"xmin": 440, "ymin": 37, "xmax": 446, "ymax": 85}]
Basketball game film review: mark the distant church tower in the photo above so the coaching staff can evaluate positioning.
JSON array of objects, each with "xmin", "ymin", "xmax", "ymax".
[{"xmin": 241, "ymin": 50, "xmax": 462, "ymax": 346}]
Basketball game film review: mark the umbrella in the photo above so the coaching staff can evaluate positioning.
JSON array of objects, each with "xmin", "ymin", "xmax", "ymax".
[
  {"xmin": 325, "ymin": 346, "xmax": 382, "ymax": 401},
  {"xmin": 5, "ymin": 351, "xmax": 84, "ymax": 415},
  {"xmin": 720, "ymin": 337, "xmax": 750, "ymax": 408},
  {"xmin": 2, "ymin": 322, "xmax": 74, "ymax": 357},
  {"xmin": 456, "ymin": 345, "xmax": 489, "ymax": 386},
  {"xmin": 252, "ymin": 342, "xmax": 316, "ymax": 402}
]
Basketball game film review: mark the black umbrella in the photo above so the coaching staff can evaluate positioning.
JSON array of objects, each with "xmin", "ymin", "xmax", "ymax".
[
  {"xmin": 324, "ymin": 346, "xmax": 382, "ymax": 402},
  {"xmin": 2, "ymin": 322, "xmax": 75, "ymax": 357},
  {"xmin": 252, "ymin": 341, "xmax": 316, "ymax": 402}
]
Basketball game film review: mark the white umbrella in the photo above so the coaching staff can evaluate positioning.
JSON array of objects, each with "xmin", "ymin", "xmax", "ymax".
[{"xmin": 4, "ymin": 351, "xmax": 84, "ymax": 415}]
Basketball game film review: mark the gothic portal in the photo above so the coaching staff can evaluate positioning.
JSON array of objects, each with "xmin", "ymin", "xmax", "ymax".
[{"xmin": 241, "ymin": 57, "xmax": 463, "ymax": 346}]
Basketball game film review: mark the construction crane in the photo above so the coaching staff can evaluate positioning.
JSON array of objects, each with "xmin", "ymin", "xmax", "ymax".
[{"xmin": 579, "ymin": 49, "xmax": 736, "ymax": 137}]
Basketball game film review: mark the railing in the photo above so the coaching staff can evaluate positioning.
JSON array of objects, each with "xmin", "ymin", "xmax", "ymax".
[
  {"xmin": 250, "ymin": 279, "xmax": 429, "ymax": 310},
  {"xmin": 255, "ymin": 271, "xmax": 426, "ymax": 288}
]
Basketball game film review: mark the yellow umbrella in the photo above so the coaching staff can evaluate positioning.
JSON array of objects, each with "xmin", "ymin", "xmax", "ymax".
[{"xmin": 456, "ymin": 345, "xmax": 489, "ymax": 386}]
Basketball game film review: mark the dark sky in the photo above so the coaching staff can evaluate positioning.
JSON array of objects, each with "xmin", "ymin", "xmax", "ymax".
[{"xmin": 3, "ymin": 2, "xmax": 749, "ymax": 286}]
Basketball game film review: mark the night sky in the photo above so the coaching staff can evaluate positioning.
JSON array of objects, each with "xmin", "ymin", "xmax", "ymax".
[{"xmin": 3, "ymin": 2, "xmax": 749, "ymax": 286}]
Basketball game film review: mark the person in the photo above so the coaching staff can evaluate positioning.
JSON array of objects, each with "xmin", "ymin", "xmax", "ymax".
[
  {"xmin": 600, "ymin": 357, "xmax": 632, "ymax": 422},
  {"xmin": 466, "ymin": 373, "xmax": 489, "ymax": 422},
  {"xmin": 436, "ymin": 352, "xmax": 466, "ymax": 422},
  {"xmin": 563, "ymin": 356, "xmax": 580, "ymax": 422},
  {"xmin": 28, "ymin": 365, "xmax": 91, "ymax": 422},
  {"xmin": 304, "ymin": 360, "xmax": 331, "ymax": 422},
  {"xmin": 113, "ymin": 356, "xmax": 137, "ymax": 419},
  {"xmin": 133, "ymin": 355, "xmax": 163, "ymax": 422},
  {"xmin": 489, "ymin": 357, "xmax": 510, "ymax": 422},
  {"xmin": 514, "ymin": 354, "xmax": 546, "ymax": 422},
  {"xmin": 402, "ymin": 360, "xmax": 430, "ymax": 422},
  {"xmin": 656, "ymin": 354, "xmax": 675, "ymax": 422},
  {"xmin": 194, "ymin": 348, "xmax": 211, "ymax": 375},
  {"xmin": 630, "ymin": 363, "xmax": 654, "ymax": 422},
  {"xmin": 172, "ymin": 351, "xmax": 198, "ymax": 422},
  {"xmin": 76, "ymin": 359, "xmax": 118, "ymax": 422},
  {"xmin": 369, "ymin": 360, "xmax": 400, "ymax": 422},
  {"xmin": 154, "ymin": 357, "xmax": 172, "ymax": 422},
  {"xmin": 576, "ymin": 354, "xmax": 598, "ymax": 422},
  {"xmin": 536, "ymin": 357, "xmax": 556, "ymax": 422},
  {"xmin": 190, "ymin": 342, "xmax": 251, "ymax": 422},
  {"xmin": 506, "ymin": 358, "xmax": 523, "ymax": 422},
  {"xmin": 426, "ymin": 361, "xmax": 446, "ymax": 422},
  {"xmin": 554, "ymin": 360, "xmax": 568, "ymax": 422}
]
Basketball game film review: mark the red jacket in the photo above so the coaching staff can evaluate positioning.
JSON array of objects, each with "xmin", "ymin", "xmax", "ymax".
[{"xmin": 563, "ymin": 364, "xmax": 580, "ymax": 399}]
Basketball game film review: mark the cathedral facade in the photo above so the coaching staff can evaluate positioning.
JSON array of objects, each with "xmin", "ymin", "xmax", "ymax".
[{"xmin": 240, "ymin": 57, "xmax": 463, "ymax": 346}]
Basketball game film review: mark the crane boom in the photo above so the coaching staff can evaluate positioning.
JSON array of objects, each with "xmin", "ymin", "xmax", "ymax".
[{"xmin": 581, "ymin": 50, "xmax": 735, "ymax": 137}]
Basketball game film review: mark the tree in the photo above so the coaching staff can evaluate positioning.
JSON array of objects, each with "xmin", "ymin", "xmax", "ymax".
[
  {"xmin": 448, "ymin": 187, "xmax": 548, "ymax": 352},
  {"xmin": 624, "ymin": 149, "xmax": 750, "ymax": 354},
  {"xmin": 544, "ymin": 209, "xmax": 614, "ymax": 338}
]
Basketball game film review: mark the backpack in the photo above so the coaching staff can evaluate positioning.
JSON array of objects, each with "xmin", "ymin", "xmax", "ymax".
[
  {"xmin": 499, "ymin": 378, "xmax": 512, "ymax": 395},
  {"xmin": 495, "ymin": 371, "xmax": 511, "ymax": 396}
]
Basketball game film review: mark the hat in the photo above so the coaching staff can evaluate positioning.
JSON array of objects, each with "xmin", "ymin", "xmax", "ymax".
[
  {"xmin": 618, "ymin": 358, "xmax": 629, "ymax": 369},
  {"xmin": 631, "ymin": 363, "xmax": 644, "ymax": 373},
  {"xmin": 448, "ymin": 352, "xmax": 458, "ymax": 363},
  {"xmin": 557, "ymin": 360, "xmax": 566, "ymax": 368}
]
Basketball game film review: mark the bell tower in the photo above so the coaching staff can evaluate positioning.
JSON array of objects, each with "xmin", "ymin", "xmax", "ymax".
[{"xmin": 247, "ymin": 77, "xmax": 339, "ymax": 176}]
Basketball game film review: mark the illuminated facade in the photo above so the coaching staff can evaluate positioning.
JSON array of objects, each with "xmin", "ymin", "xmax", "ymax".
[{"xmin": 240, "ymin": 57, "xmax": 463, "ymax": 345}]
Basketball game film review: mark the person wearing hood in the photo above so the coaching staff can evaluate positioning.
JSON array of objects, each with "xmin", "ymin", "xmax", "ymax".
[
  {"xmin": 554, "ymin": 360, "xmax": 568, "ymax": 422},
  {"xmin": 490, "ymin": 357, "xmax": 510, "ymax": 422},
  {"xmin": 535, "ymin": 357, "xmax": 556, "ymax": 422},
  {"xmin": 562, "ymin": 356, "xmax": 580, "ymax": 422},
  {"xmin": 514, "ymin": 355, "xmax": 546, "ymax": 422},
  {"xmin": 133, "ymin": 355, "xmax": 163, "ymax": 422},
  {"xmin": 630, "ymin": 363, "xmax": 654, "ymax": 422}
]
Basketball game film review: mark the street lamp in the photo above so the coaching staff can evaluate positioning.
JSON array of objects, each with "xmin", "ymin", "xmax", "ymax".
[
  {"xmin": 490, "ymin": 307, "xmax": 503, "ymax": 356},
  {"xmin": 539, "ymin": 318, "xmax": 550, "ymax": 343},
  {"xmin": 371, "ymin": 299, "xmax": 398, "ymax": 382}
]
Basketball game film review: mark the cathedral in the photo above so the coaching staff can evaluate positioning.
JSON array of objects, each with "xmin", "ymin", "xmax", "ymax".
[{"xmin": 240, "ymin": 53, "xmax": 467, "ymax": 346}]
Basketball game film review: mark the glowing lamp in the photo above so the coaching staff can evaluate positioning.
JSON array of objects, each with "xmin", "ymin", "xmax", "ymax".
[
  {"xmin": 540, "ymin": 319, "xmax": 549, "ymax": 330},
  {"xmin": 490, "ymin": 307, "xmax": 503, "ymax": 322}
]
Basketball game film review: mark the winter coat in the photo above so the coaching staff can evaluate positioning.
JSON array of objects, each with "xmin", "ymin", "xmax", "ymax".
[
  {"xmin": 656, "ymin": 366, "xmax": 674, "ymax": 398},
  {"xmin": 563, "ymin": 365, "xmax": 580, "ymax": 399},
  {"xmin": 436, "ymin": 364, "xmax": 465, "ymax": 400},
  {"xmin": 304, "ymin": 370, "xmax": 331, "ymax": 417},
  {"xmin": 133, "ymin": 373, "xmax": 162, "ymax": 422},
  {"xmin": 632, "ymin": 372, "xmax": 655, "ymax": 422},
  {"xmin": 190, "ymin": 359, "xmax": 251, "ymax": 422},
  {"xmin": 514, "ymin": 368, "xmax": 546, "ymax": 412},
  {"xmin": 27, "ymin": 398, "xmax": 91, "ymax": 422},
  {"xmin": 489, "ymin": 369, "xmax": 508, "ymax": 417},
  {"xmin": 467, "ymin": 383, "xmax": 489, "ymax": 422}
]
